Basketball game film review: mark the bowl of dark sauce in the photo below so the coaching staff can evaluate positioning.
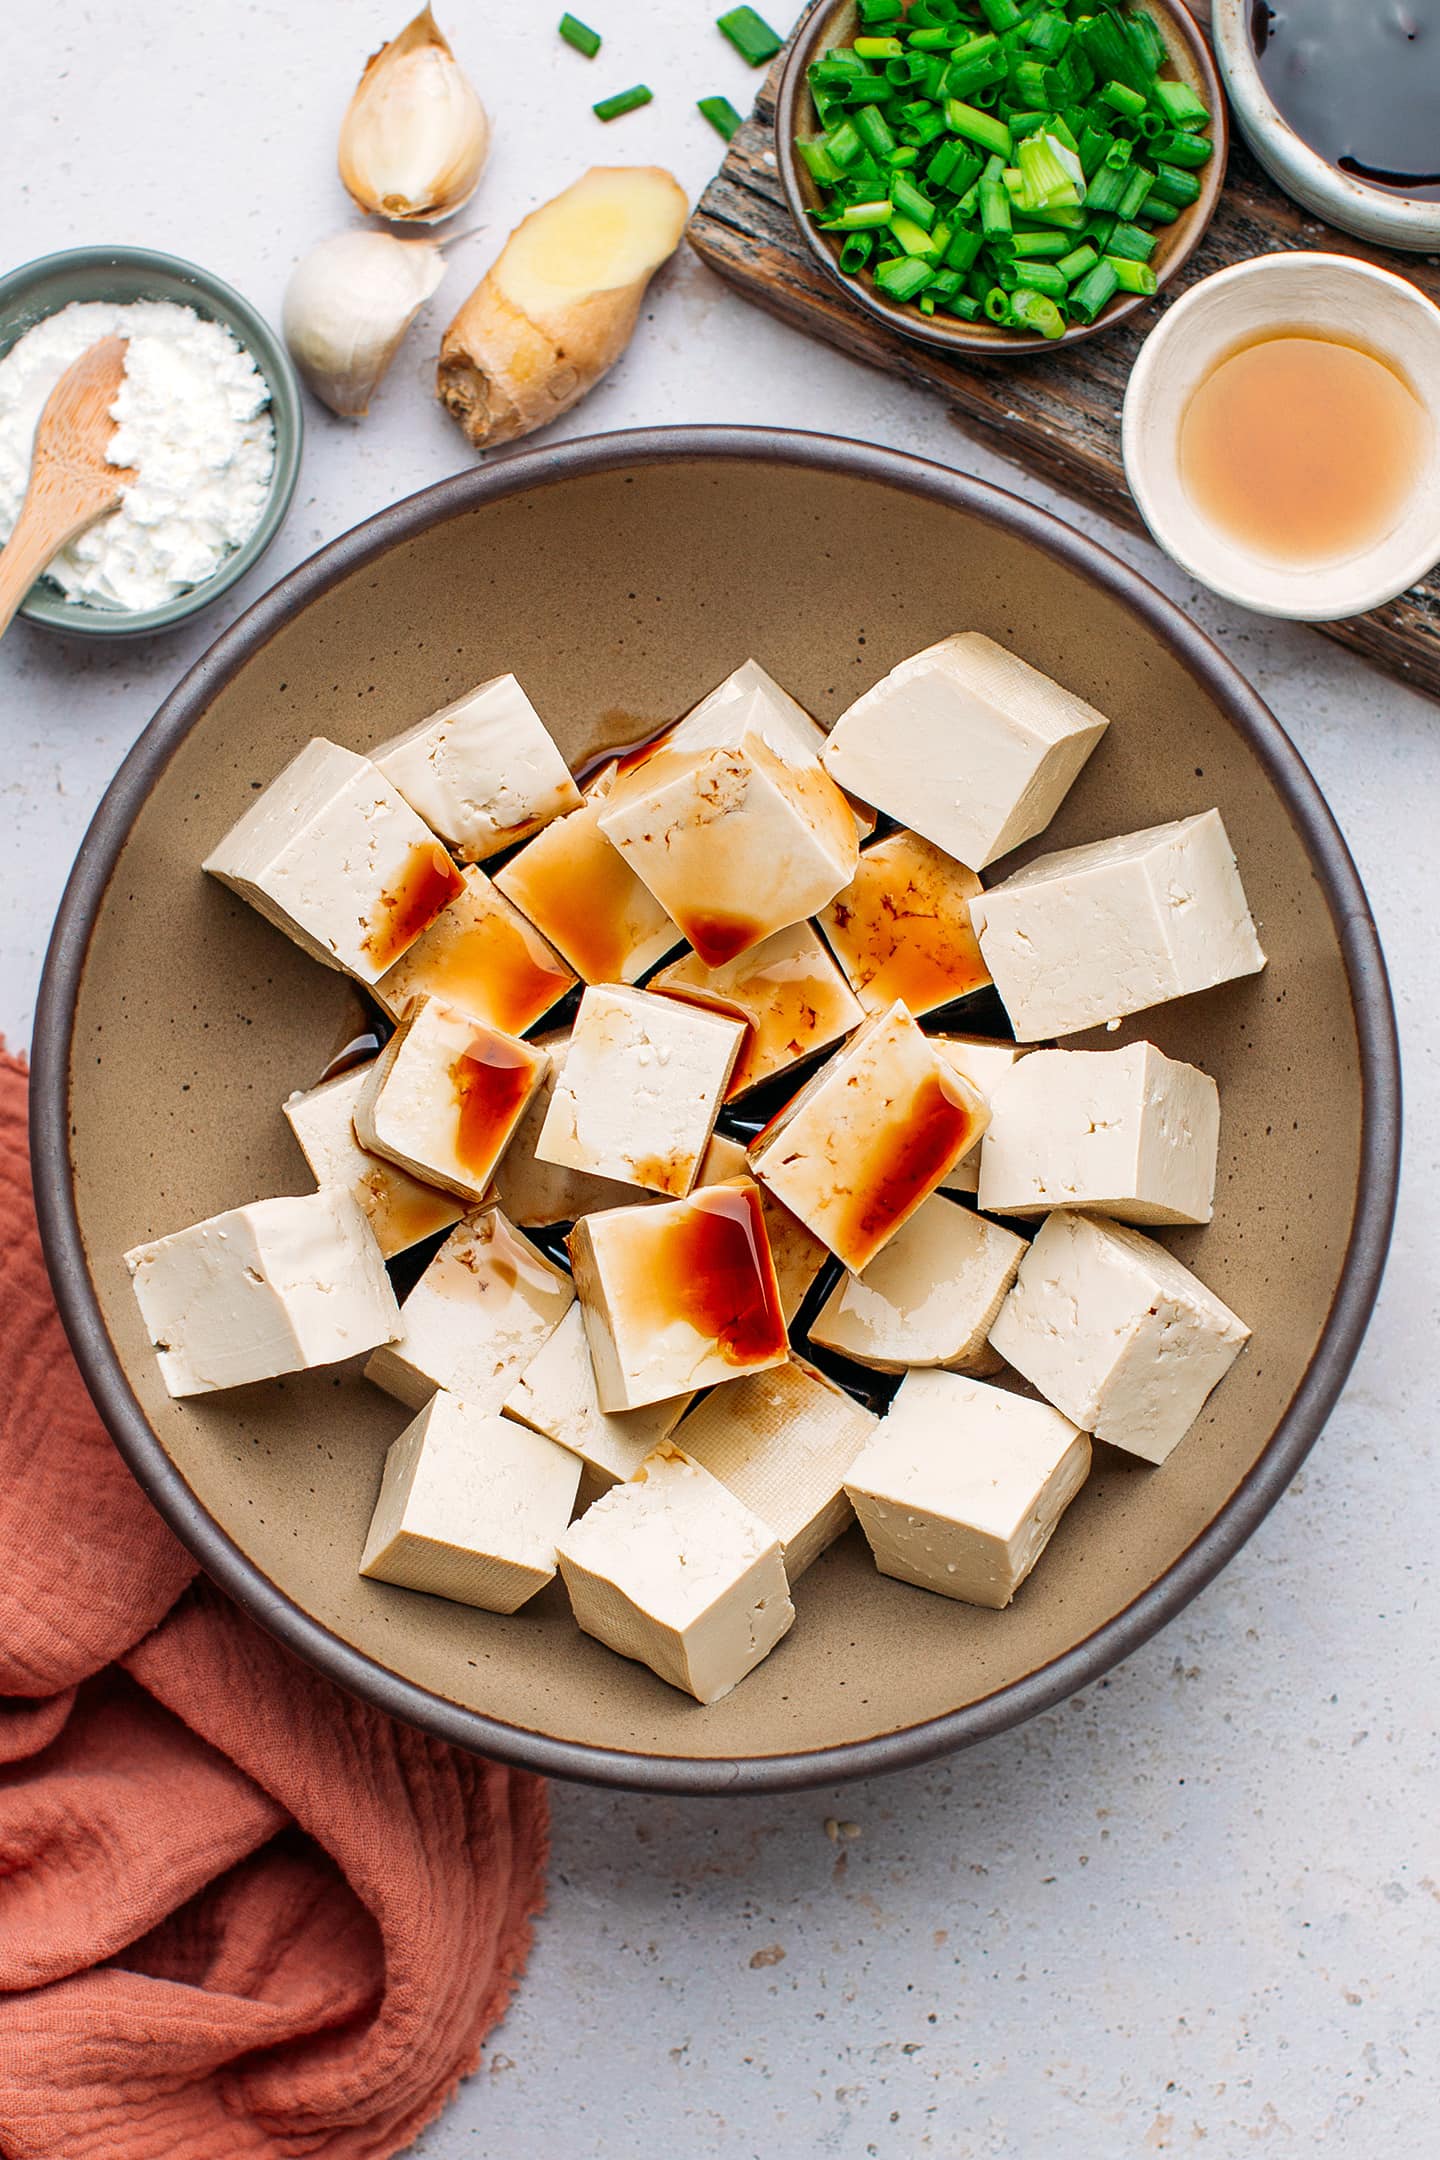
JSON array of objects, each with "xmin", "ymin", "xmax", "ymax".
[{"xmin": 1213, "ymin": 0, "xmax": 1440, "ymax": 249}]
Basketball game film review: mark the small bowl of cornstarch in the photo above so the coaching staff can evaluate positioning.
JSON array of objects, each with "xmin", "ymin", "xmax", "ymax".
[{"xmin": 0, "ymin": 245, "xmax": 302, "ymax": 637}]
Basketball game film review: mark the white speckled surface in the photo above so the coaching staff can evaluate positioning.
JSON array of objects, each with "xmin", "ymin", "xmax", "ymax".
[{"xmin": 1, "ymin": 6, "xmax": 1432, "ymax": 2154}]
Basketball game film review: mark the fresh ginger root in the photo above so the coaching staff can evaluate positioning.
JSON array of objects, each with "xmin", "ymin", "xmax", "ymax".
[{"xmin": 437, "ymin": 165, "xmax": 688, "ymax": 449}]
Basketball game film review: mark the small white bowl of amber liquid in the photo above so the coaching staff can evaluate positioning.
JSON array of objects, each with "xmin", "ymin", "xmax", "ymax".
[{"xmin": 1122, "ymin": 253, "xmax": 1440, "ymax": 621}]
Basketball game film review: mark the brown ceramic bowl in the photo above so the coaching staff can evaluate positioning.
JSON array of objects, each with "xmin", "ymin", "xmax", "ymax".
[
  {"xmin": 776, "ymin": 0, "xmax": 1228, "ymax": 356},
  {"xmin": 32, "ymin": 430, "xmax": 1397, "ymax": 1794}
]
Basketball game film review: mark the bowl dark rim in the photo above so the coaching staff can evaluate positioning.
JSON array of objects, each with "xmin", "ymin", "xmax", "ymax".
[
  {"xmin": 30, "ymin": 425, "xmax": 1400, "ymax": 1796},
  {"xmin": 774, "ymin": 0, "xmax": 1229, "ymax": 357}
]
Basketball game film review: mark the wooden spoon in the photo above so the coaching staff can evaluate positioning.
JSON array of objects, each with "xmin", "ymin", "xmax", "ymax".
[{"xmin": 0, "ymin": 336, "xmax": 136, "ymax": 637}]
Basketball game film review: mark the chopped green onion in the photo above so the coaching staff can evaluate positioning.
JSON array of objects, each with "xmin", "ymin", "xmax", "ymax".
[
  {"xmin": 1009, "ymin": 286, "xmax": 1066, "ymax": 337},
  {"xmin": 1155, "ymin": 127, "xmax": 1214, "ymax": 170},
  {"xmin": 1104, "ymin": 220, "xmax": 1156, "ymax": 263},
  {"xmin": 698, "ymin": 93, "xmax": 743, "ymax": 142},
  {"xmin": 1068, "ymin": 258, "xmax": 1120, "ymax": 322},
  {"xmin": 1055, "ymin": 241, "xmax": 1099, "ymax": 282},
  {"xmin": 853, "ymin": 102, "xmax": 897, "ymax": 157},
  {"xmin": 821, "ymin": 198, "xmax": 894, "ymax": 229},
  {"xmin": 1116, "ymin": 163, "xmax": 1156, "ymax": 219},
  {"xmin": 854, "ymin": 35, "xmax": 902, "ymax": 58},
  {"xmin": 874, "ymin": 255, "xmax": 935, "ymax": 301},
  {"xmin": 945, "ymin": 98, "xmax": 1013, "ymax": 158},
  {"xmin": 1139, "ymin": 194, "xmax": 1181, "ymax": 224},
  {"xmin": 1010, "ymin": 228, "xmax": 1072, "ymax": 258},
  {"xmin": 892, "ymin": 171, "xmax": 937, "ymax": 228},
  {"xmin": 1012, "ymin": 260, "xmax": 1068, "ymax": 297},
  {"xmin": 1103, "ymin": 253, "xmax": 1158, "ymax": 294},
  {"xmin": 1098, "ymin": 79, "xmax": 1147, "ymax": 120},
  {"xmin": 983, "ymin": 285, "xmax": 1014, "ymax": 324},
  {"xmin": 1152, "ymin": 77, "xmax": 1212, "ymax": 132},
  {"xmin": 796, "ymin": 136, "xmax": 843, "ymax": 182},
  {"xmin": 717, "ymin": 6, "xmax": 782, "ymax": 66},
  {"xmin": 978, "ymin": 0, "xmax": 1022, "ymax": 28},
  {"xmin": 1149, "ymin": 161, "xmax": 1203, "ymax": 207},
  {"xmin": 826, "ymin": 118, "xmax": 863, "ymax": 167},
  {"xmin": 838, "ymin": 232, "xmax": 875, "ymax": 273},
  {"xmin": 890, "ymin": 211, "xmax": 940, "ymax": 257},
  {"xmin": 593, "ymin": 83, "xmax": 652, "ymax": 121},
  {"xmin": 559, "ymin": 13, "xmax": 601, "ymax": 58}
]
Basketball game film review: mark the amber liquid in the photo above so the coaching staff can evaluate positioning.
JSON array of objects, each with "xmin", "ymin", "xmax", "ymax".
[{"xmin": 1178, "ymin": 334, "xmax": 1428, "ymax": 567}]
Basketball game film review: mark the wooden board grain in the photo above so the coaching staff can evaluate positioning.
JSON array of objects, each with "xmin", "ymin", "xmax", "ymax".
[{"xmin": 687, "ymin": 20, "xmax": 1440, "ymax": 701}]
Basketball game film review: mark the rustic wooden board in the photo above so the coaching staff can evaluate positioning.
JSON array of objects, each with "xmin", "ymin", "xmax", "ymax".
[{"xmin": 687, "ymin": 14, "xmax": 1440, "ymax": 701}]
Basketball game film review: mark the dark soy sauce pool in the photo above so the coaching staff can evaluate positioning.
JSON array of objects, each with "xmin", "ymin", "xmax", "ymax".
[{"xmin": 1252, "ymin": 1, "xmax": 1440, "ymax": 200}]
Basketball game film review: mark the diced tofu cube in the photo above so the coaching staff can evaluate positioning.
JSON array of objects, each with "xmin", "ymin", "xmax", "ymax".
[
  {"xmin": 366, "ymin": 1205, "xmax": 574, "ymax": 1411},
  {"xmin": 202, "ymin": 738, "xmax": 465, "ymax": 986},
  {"xmin": 970, "ymin": 810, "xmax": 1266, "ymax": 1042},
  {"xmin": 503, "ymin": 1305, "xmax": 692, "ymax": 1490},
  {"xmin": 596, "ymin": 665, "xmax": 859, "ymax": 966},
  {"xmin": 672, "ymin": 661, "xmax": 873, "ymax": 839},
  {"xmin": 125, "ymin": 1188, "xmax": 399, "ymax": 1399},
  {"xmin": 649, "ymin": 921, "xmax": 863, "ymax": 1099},
  {"xmin": 809, "ymin": 1192, "xmax": 1026, "ymax": 1374},
  {"xmin": 931, "ymin": 1036, "xmax": 1030, "ymax": 1194},
  {"xmin": 978, "ymin": 1042, "xmax": 1220, "ymax": 1226},
  {"xmin": 820, "ymin": 632, "xmax": 1109, "ymax": 871},
  {"xmin": 674, "ymin": 1357, "xmax": 879, "ymax": 1579},
  {"xmin": 354, "ymin": 994, "xmax": 548, "ymax": 1203},
  {"xmin": 494, "ymin": 764, "xmax": 679, "ymax": 984},
  {"xmin": 749, "ymin": 1000, "xmax": 988, "ymax": 1274},
  {"xmin": 372, "ymin": 673, "xmax": 581, "ymax": 861},
  {"xmin": 817, "ymin": 829, "xmax": 991, "ymax": 1018},
  {"xmin": 696, "ymin": 1136, "xmax": 829, "ymax": 1324},
  {"xmin": 490, "ymin": 1033, "xmax": 656, "ymax": 1228},
  {"xmin": 283, "ymin": 1063, "xmax": 463, "ymax": 1258},
  {"xmin": 989, "ymin": 1209, "xmax": 1251, "ymax": 1464},
  {"xmin": 555, "ymin": 1443, "xmax": 795, "ymax": 1703},
  {"xmin": 845, "ymin": 1370, "xmax": 1091, "ymax": 1609},
  {"xmin": 372, "ymin": 865, "xmax": 574, "ymax": 1033},
  {"xmin": 535, "ymin": 984, "xmax": 744, "ymax": 1198},
  {"xmin": 568, "ymin": 1182, "xmax": 788, "ymax": 1411},
  {"xmin": 361, "ymin": 1392, "xmax": 580, "ymax": 1612}
]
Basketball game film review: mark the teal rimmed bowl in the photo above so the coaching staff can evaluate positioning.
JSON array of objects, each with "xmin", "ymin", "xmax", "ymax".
[{"xmin": 0, "ymin": 245, "xmax": 302, "ymax": 638}]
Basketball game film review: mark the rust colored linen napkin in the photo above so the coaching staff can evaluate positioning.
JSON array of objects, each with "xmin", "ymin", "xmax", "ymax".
[{"xmin": 0, "ymin": 1049, "xmax": 547, "ymax": 2158}]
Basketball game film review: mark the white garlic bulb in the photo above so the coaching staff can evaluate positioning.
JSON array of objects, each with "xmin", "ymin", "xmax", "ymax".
[
  {"xmin": 283, "ymin": 231, "xmax": 446, "ymax": 417},
  {"xmin": 339, "ymin": 6, "xmax": 490, "ymax": 225}
]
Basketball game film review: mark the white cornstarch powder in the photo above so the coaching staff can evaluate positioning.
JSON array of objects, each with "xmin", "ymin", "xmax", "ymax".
[{"xmin": 0, "ymin": 299, "xmax": 276, "ymax": 611}]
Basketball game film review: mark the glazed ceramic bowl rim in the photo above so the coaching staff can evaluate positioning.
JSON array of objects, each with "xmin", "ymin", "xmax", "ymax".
[
  {"xmin": 0, "ymin": 244, "xmax": 303, "ymax": 638},
  {"xmin": 775, "ymin": 0, "xmax": 1228, "ymax": 358},
  {"xmin": 30, "ymin": 426, "xmax": 1400, "ymax": 1794},
  {"xmin": 1121, "ymin": 253, "xmax": 1440, "ymax": 621},
  {"xmin": 1211, "ymin": 0, "xmax": 1440, "ymax": 253}
]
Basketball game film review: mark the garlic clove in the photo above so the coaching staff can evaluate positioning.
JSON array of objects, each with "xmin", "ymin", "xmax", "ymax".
[
  {"xmin": 284, "ymin": 231, "xmax": 446, "ymax": 417},
  {"xmin": 339, "ymin": 6, "xmax": 490, "ymax": 225}
]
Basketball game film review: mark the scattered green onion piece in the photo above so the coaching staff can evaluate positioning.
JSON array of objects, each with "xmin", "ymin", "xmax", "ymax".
[
  {"xmin": 823, "ymin": 197, "xmax": 894, "ymax": 228},
  {"xmin": 1104, "ymin": 220, "xmax": 1156, "ymax": 263},
  {"xmin": 1116, "ymin": 163, "xmax": 1155, "ymax": 219},
  {"xmin": 983, "ymin": 285, "xmax": 1014, "ymax": 324},
  {"xmin": 1139, "ymin": 194, "xmax": 1180, "ymax": 224},
  {"xmin": 1149, "ymin": 161, "xmax": 1202, "ymax": 207},
  {"xmin": 839, "ymin": 231, "xmax": 875, "ymax": 273},
  {"xmin": 1099, "ymin": 79, "xmax": 1147, "ymax": 120},
  {"xmin": 854, "ymin": 35, "xmax": 902, "ymax": 58},
  {"xmin": 1152, "ymin": 77, "xmax": 1211, "ymax": 131},
  {"xmin": 853, "ymin": 102, "xmax": 897, "ymax": 156},
  {"xmin": 1009, "ymin": 286, "xmax": 1066, "ymax": 337},
  {"xmin": 1068, "ymin": 258, "xmax": 1119, "ymax": 322},
  {"xmin": 1011, "ymin": 228, "xmax": 1072, "ymax": 258},
  {"xmin": 874, "ymin": 255, "xmax": 935, "ymax": 301},
  {"xmin": 594, "ymin": 82, "xmax": 652, "ymax": 120},
  {"xmin": 1025, "ymin": 10, "xmax": 1073, "ymax": 60},
  {"xmin": 1104, "ymin": 253, "xmax": 1158, "ymax": 294},
  {"xmin": 559, "ymin": 13, "xmax": 601, "ymax": 58},
  {"xmin": 698, "ymin": 94, "xmax": 743, "ymax": 142},
  {"xmin": 1012, "ymin": 261, "xmax": 1068, "ymax": 297},
  {"xmin": 892, "ymin": 171, "xmax": 936, "ymax": 227},
  {"xmin": 1155, "ymin": 127, "xmax": 1214, "ymax": 170},
  {"xmin": 945, "ymin": 98, "xmax": 1013, "ymax": 158},
  {"xmin": 1055, "ymin": 241, "xmax": 1099, "ymax": 281},
  {"xmin": 717, "ymin": 6, "xmax": 782, "ymax": 66}
]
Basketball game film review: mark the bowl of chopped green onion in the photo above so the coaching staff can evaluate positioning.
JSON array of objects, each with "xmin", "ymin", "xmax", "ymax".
[{"xmin": 777, "ymin": 0, "xmax": 1226, "ymax": 352}]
